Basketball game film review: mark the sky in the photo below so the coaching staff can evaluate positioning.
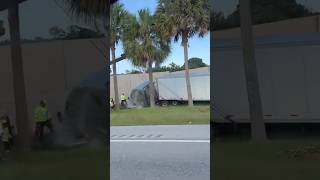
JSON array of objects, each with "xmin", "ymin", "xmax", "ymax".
[
  {"xmin": 114, "ymin": 0, "xmax": 210, "ymax": 74},
  {"xmin": 1, "ymin": 0, "xmax": 320, "ymax": 73},
  {"xmin": 0, "ymin": 0, "xmax": 210, "ymax": 74},
  {"xmin": 0, "ymin": 0, "xmax": 97, "ymax": 40}
]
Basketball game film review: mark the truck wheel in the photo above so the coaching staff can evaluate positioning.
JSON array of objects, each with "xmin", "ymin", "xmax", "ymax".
[
  {"xmin": 171, "ymin": 101, "xmax": 178, "ymax": 106},
  {"xmin": 161, "ymin": 101, "xmax": 168, "ymax": 107}
]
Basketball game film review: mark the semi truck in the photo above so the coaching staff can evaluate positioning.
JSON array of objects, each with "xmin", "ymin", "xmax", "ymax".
[
  {"xmin": 156, "ymin": 72, "xmax": 210, "ymax": 106},
  {"xmin": 213, "ymin": 32, "xmax": 320, "ymax": 124},
  {"xmin": 130, "ymin": 72, "xmax": 210, "ymax": 107}
]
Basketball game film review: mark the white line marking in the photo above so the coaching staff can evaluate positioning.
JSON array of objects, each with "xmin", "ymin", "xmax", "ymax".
[{"xmin": 111, "ymin": 139, "xmax": 210, "ymax": 143}]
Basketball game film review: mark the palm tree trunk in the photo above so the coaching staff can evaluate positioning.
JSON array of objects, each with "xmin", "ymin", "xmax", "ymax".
[
  {"xmin": 111, "ymin": 46, "xmax": 120, "ymax": 111},
  {"xmin": 155, "ymin": 61, "xmax": 160, "ymax": 69},
  {"xmin": 240, "ymin": 0, "xmax": 267, "ymax": 140},
  {"xmin": 182, "ymin": 36, "xmax": 193, "ymax": 106},
  {"xmin": 148, "ymin": 61, "xmax": 155, "ymax": 107},
  {"xmin": 8, "ymin": 0, "xmax": 31, "ymax": 151}
]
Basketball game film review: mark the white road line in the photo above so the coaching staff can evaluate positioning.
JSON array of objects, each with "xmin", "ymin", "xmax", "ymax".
[{"xmin": 110, "ymin": 139, "xmax": 210, "ymax": 143}]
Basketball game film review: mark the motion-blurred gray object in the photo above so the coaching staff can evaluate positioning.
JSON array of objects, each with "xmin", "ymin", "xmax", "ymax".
[
  {"xmin": 57, "ymin": 69, "xmax": 108, "ymax": 148},
  {"xmin": 130, "ymin": 81, "xmax": 150, "ymax": 108}
]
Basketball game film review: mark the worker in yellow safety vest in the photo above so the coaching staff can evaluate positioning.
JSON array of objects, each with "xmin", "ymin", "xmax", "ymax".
[
  {"xmin": 120, "ymin": 93, "xmax": 127, "ymax": 108},
  {"xmin": 0, "ymin": 114, "xmax": 12, "ymax": 152},
  {"xmin": 110, "ymin": 98, "xmax": 115, "ymax": 111},
  {"xmin": 34, "ymin": 100, "xmax": 54, "ymax": 141}
]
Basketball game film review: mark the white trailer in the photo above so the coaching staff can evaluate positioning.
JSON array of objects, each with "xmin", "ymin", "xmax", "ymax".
[
  {"xmin": 156, "ymin": 72, "xmax": 210, "ymax": 106},
  {"xmin": 213, "ymin": 33, "xmax": 320, "ymax": 123}
]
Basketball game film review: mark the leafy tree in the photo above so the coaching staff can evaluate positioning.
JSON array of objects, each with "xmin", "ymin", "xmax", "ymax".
[
  {"xmin": 211, "ymin": 11, "xmax": 227, "ymax": 30},
  {"xmin": 124, "ymin": 9, "xmax": 171, "ymax": 107},
  {"xmin": 182, "ymin": 57, "xmax": 208, "ymax": 69},
  {"xmin": 156, "ymin": 0, "xmax": 210, "ymax": 106},
  {"xmin": 48, "ymin": 25, "xmax": 103, "ymax": 40},
  {"xmin": 152, "ymin": 62, "xmax": 184, "ymax": 72},
  {"xmin": 168, "ymin": 62, "xmax": 184, "ymax": 72},
  {"xmin": 152, "ymin": 59, "xmax": 207, "ymax": 73},
  {"xmin": 125, "ymin": 69, "xmax": 142, "ymax": 74},
  {"xmin": 64, "ymin": 25, "xmax": 104, "ymax": 39},
  {"xmin": 214, "ymin": 0, "xmax": 314, "ymax": 30}
]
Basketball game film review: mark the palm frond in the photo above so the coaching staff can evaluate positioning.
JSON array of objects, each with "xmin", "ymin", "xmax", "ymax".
[
  {"xmin": 110, "ymin": 3, "xmax": 130, "ymax": 46},
  {"xmin": 155, "ymin": 0, "xmax": 210, "ymax": 42},
  {"xmin": 63, "ymin": 0, "xmax": 108, "ymax": 23},
  {"xmin": 123, "ymin": 8, "xmax": 171, "ymax": 69}
]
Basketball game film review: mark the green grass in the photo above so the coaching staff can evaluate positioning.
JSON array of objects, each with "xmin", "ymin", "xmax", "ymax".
[
  {"xmin": 111, "ymin": 105, "xmax": 210, "ymax": 126},
  {"xmin": 213, "ymin": 137, "xmax": 320, "ymax": 180},
  {"xmin": 0, "ymin": 148, "xmax": 108, "ymax": 180}
]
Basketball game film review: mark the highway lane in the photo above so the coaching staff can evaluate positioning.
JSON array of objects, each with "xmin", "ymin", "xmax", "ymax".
[{"xmin": 110, "ymin": 125, "xmax": 210, "ymax": 180}]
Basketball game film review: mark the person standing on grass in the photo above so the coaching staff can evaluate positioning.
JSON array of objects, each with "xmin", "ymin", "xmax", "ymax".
[
  {"xmin": 0, "ymin": 113, "xmax": 14, "ymax": 146},
  {"xmin": 0, "ymin": 113, "xmax": 13, "ymax": 152},
  {"xmin": 120, "ymin": 93, "xmax": 127, "ymax": 108},
  {"xmin": 110, "ymin": 98, "xmax": 115, "ymax": 111},
  {"xmin": 34, "ymin": 100, "xmax": 54, "ymax": 141}
]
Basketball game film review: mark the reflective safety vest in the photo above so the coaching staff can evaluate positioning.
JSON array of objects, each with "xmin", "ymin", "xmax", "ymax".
[
  {"xmin": 120, "ymin": 95, "xmax": 126, "ymax": 101},
  {"xmin": 1, "ymin": 127, "xmax": 11, "ymax": 142},
  {"xmin": 34, "ymin": 106, "xmax": 49, "ymax": 122}
]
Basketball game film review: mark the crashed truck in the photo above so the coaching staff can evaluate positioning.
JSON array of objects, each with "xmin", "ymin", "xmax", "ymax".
[
  {"xmin": 130, "ymin": 72, "xmax": 210, "ymax": 107},
  {"xmin": 60, "ymin": 69, "xmax": 107, "ymax": 146}
]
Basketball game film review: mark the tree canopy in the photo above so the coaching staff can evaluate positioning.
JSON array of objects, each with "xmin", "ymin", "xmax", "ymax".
[
  {"xmin": 49, "ymin": 25, "xmax": 104, "ymax": 40},
  {"xmin": 147, "ymin": 58, "xmax": 208, "ymax": 73},
  {"xmin": 123, "ymin": 9, "xmax": 171, "ymax": 69},
  {"xmin": 156, "ymin": 0, "xmax": 210, "ymax": 44},
  {"xmin": 182, "ymin": 57, "xmax": 208, "ymax": 69},
  {"xmin": 213, "ymin": 0, "xmax": 315, "ymax": 30},
  {"xmin": 110, "ymin": 3, "xmax": 129, "ymax": 48}
]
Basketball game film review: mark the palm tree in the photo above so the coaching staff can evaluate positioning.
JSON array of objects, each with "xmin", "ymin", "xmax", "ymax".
[
  {"xmin": 123, "ymin": 9, "xmax": 171, "ymax": 107},
  {"xmin": 110, "ymin": 3, "xmax": 129, "ymax": 110},
  {"xmin": 7, "ymin": 0, "xmax": 31, "ymax": 152},
  {"xmin": 239, "ymin": 0, "xmax": 267, "ymax": 140},
  {"xmin": 156, "ymin": 0, "xmax": 210, "ymax": 106}
]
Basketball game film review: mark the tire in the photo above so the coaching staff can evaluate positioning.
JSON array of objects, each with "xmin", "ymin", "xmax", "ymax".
[
  {"xmin": 161, "ymin": 101, "xmax": 168, "ymax": 107},
  {"xmin": 171, "ymin": 101, "xmax": 178, "ymax": 106}
]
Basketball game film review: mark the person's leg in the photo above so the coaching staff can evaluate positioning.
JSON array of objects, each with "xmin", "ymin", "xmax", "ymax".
[
  {"xmin": 45, "ymin": 120, "xmax": 54, "ymax": 133},
  {"xmin": 38, "ymin": 122, "xmax": 44, "ymax": 141}
]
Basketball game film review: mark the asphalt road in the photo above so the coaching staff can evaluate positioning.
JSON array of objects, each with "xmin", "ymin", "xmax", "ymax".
[{"xmin": 110, "ymin": 125, "xmax": 210, "ymax": 180}]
